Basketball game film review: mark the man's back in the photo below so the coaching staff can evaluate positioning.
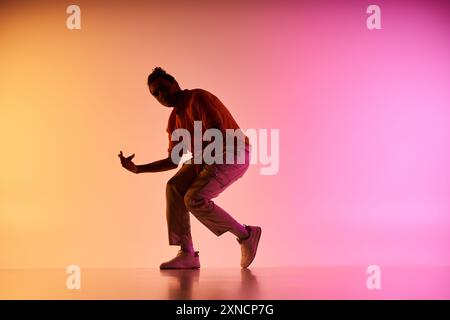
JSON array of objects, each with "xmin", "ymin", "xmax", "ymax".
[{"xmin": 166, "ymin": 88, "xmax": 249, "ymax": 159}]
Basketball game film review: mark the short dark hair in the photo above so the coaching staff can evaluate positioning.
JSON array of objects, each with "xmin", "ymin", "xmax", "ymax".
[{"xmin": 147, "ymin": 67, "xmax": 177, "ymax": 86}]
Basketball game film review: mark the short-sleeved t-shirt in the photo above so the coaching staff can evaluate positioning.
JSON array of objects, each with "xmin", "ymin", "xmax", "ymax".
[{"xmin": 166, "ymin": 88, "xmax": 249, "ymax": 165}]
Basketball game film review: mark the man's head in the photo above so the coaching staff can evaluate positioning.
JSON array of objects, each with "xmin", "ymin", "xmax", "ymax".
[{"xmin": 147, "ymin": 67, "xmax": 181, "ymax": 107}]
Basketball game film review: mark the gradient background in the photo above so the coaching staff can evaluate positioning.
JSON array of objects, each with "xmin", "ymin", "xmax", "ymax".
[{"xmin": 1, "ymin": 0, "xmax": 449, "ymax": 278}]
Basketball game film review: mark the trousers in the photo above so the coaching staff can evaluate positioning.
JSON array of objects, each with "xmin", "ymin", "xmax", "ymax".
[{"xmin": 165, "ymin": 145, "xmax": 250, "ymax": 246}]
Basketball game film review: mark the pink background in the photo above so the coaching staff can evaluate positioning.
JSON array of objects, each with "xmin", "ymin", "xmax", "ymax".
[{"xmin": 1, "ymin": 0, "xmax": 449, "ymax": 272}]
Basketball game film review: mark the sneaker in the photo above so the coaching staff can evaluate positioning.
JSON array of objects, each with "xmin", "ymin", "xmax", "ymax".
[
  {"xmin": 237, "ymin": 225, "xmax": 262, "ymax": 268},
  {"xmin": 160, "ymin": 250, "xmax": 200, "ymax": 269}
]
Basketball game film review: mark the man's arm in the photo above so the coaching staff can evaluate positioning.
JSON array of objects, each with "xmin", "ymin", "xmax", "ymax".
[{"xmin": 136, "ymin": 155, "xmax": 178, "ymax": 173}]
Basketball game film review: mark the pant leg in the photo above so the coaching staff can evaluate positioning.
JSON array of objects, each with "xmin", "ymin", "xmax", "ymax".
[
  {"xmin": 166, "ymin": 163, "xmax": 198, "ymax": 246},
  {"xmin": 184, "ymin": 148, "xmax": 250, "ymax": 236}
]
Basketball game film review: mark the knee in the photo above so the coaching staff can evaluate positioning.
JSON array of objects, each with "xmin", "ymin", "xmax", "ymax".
[
  {"xmin": 166, "ymin": 178, "xmax": 179, "ymax": 196},
  {"xmin": 184, "ymin": 192, "xmax": 205, "ymax": 212}
]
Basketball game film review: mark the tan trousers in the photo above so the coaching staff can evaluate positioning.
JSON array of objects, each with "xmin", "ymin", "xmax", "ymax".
[{"xmin": 165, "ymin": 146, "xmax": 250, "ymax": 246}]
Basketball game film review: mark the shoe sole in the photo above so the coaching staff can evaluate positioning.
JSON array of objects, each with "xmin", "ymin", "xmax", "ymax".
[{"xmin": 242, "ymin": 226, "xmax": 262, "ymax": 268}]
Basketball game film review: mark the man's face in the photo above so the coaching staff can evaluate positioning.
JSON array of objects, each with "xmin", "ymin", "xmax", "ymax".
[{"xmin": 148, "ymin": 77, "xmax": 180, "ymax": 107}]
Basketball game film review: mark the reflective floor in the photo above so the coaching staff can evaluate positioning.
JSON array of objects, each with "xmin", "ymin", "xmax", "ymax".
[{"xmin": 1, "ymin": 267, "xmax": 449, "ymax": 299}]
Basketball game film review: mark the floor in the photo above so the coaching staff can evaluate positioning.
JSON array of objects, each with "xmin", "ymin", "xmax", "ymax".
[{"xmin": 1, "ymin": 267, "xmax": 449, "ymax": 299}]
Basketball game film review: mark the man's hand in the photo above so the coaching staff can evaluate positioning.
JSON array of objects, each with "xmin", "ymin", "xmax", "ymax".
[{"xmin": 118, "ymin": 150, "xmax": 139, "ymax": 174}]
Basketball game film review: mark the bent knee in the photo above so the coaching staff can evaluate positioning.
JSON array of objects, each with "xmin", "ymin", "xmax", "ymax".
[
  {"xmin": 166, "ymin": 178, "xmax": 181, "ymax": 196},
  {"xmin": 184, "ymin": 192, "xmax": 207, "ymax": 211}
]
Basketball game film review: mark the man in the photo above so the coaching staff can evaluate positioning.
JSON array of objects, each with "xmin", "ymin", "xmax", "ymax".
[{"xmin": 118, "ymin": 67, "xmax": 261, "ymax": 269}]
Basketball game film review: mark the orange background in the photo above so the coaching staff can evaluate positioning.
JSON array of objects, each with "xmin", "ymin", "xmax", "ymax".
[{"xmin": 1, "ymin": 0, "xmax": 449, "ymax": 269}]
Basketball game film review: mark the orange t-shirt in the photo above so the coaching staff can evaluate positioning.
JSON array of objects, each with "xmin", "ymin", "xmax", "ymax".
[{"xmin": 166, "ymin": 88, "xmax": 249, "ymax": 164}]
